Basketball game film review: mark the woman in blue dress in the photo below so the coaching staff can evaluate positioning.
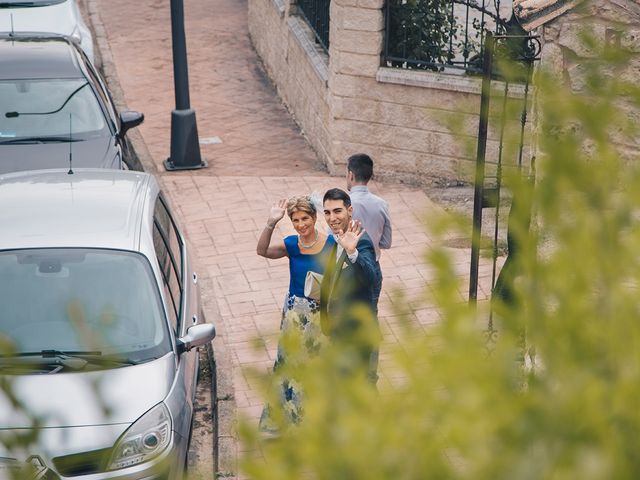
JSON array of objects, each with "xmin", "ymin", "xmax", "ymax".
[{"xmin": 256, "ymin": 194, "xmax": 335, "ymax": 431}]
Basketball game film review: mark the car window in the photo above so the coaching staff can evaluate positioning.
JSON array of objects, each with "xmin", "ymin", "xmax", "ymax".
[
  {"xmin": 83, "ymin": 62, "xmax": 118, "ymax": 132},
  {"xmin": 0, "ymin": 248, "xmax": 171, "ymax": 363},
  {"xmin": 0, "ymin": 79, "xmax": 109, "ymax": 140},
  {"xmin": 153, "ymin": 224, "xmax": 179, "ymax": 331},
  {"xmin": 152, "ymin": 196, "xmax": 184, "ymax": 331}
]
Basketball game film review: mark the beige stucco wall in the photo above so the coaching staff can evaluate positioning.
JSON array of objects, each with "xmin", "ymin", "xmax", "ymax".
[{"xmin": 248, "ymin": 0, "xmax": 499, "ymax": 187}]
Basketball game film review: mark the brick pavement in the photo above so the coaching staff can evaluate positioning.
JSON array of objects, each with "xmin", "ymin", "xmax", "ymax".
[{"xmin": 89, "ymin": 0, "xmax": 498, "ymax": 477}]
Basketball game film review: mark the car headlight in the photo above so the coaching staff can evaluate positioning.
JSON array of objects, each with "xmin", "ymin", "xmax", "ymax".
[{"xmin": 107, "ymin": 403, "xmax": 172, "ymax": 471}]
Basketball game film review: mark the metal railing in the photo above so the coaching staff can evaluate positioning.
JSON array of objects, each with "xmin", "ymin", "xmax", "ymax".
[
  {"xmin": 298, "ymin": 0, "xmax": 331, "ymax": 51},
  {"xmin": 383, "ymin": 0, "xmax": 518, "ymax": 73}
]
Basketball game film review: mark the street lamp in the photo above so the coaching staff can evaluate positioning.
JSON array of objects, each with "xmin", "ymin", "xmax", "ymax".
[{"xmin": 164, "ymin": 0, "xmax": 207, "ymax": 171}]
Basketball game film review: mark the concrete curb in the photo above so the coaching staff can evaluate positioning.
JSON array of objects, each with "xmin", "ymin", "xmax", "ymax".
[
  {"xmin": 201, "ymin": 277, "xmax": 239, "ymax": 479},
  {"xmin": 83, "ymin": 2, "xmax": 237, "ymax": 477}
]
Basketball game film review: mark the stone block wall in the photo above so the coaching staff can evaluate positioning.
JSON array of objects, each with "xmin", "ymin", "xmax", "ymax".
[
  {"xmin": 248, "ymin": 0, "xmax": 526, "ymax": 187},
  {"xmin": 538, "ymin": 0, "xmax": 640, "ymax": 159},
  {"xmin": 248, "ymin": 0, "xmax": 332, "ymax": 166}
]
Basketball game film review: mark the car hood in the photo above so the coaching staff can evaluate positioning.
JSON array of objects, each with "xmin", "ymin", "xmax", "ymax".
[
  {"xmin": 0, "ymin": 2, "xmax": 76, "ymax": 36},
  {"xmin": 0, "ymin": 136, "xmax": 118, "ymax": 173},
  {"xmin": 0, "ymin": 353, "xmax": 175, "ymax": 429}
]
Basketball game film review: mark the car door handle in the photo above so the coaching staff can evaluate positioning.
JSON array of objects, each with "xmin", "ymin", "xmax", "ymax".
[
  {"xmin": 193, "ymin": 272, "xmax": 198, "ymax": 284},
  {"xmin": 192, "ymin": 314, "xmax": 198, "ymax": 324}
]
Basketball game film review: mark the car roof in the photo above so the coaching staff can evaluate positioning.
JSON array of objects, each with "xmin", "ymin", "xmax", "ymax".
[
  {"xmin": 0, "ymin": 169, "xmax": 160, "ymax": 252},
  {"xmin": 0, "ymin": 35, "xmax": 83, "ymax": 80}
]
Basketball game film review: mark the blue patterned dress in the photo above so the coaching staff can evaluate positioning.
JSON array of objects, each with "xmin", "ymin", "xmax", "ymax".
[{"xmin": 259, "ymin": 234, "xmax": 335, "ymax": 431}]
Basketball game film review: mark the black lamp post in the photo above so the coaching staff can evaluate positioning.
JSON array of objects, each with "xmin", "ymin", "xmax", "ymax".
[{"xmin": 164, "ymin": 0, "xmax": 207, "ymax": 171}]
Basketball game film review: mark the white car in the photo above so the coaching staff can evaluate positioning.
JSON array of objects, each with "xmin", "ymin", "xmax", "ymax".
[{"xmin": 0, "ymin": 0, "xmax": 94, "ymax": 63}]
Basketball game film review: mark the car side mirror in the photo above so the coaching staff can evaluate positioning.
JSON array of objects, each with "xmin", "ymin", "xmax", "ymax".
[
  {"xmin": 119, "ymin": 111, "xmax": 144, "ymax": 137},
  {"xmin": 177, "ymin": 323, "xmax": 215, "ymax": 354}
]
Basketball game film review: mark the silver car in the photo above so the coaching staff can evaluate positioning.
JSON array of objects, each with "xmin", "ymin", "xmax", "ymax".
[
  {"xmin": 0, "ymin": 0, "xmax": 94, "ymax": 63},
  {"xmin": 0, "ymin": 169, "xmax": 215, "ymax": 479},
  {"xmin": 0, "ymin": 35, "xmax": 144, "ymax": 173}
]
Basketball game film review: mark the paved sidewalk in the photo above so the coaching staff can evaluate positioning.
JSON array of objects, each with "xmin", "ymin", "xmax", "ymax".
[{"xmin": 88, "ymin": 0, "xmax": 497, "ymax": 477}]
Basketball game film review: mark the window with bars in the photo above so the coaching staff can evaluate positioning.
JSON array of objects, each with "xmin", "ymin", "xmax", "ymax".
[
  {"xmin": 298, "ymin": 0, "xmax": 331, "ymax": 51},
  {"xmin": 383, "ymin": 0, "xmax": 518, "ymax": 73}
]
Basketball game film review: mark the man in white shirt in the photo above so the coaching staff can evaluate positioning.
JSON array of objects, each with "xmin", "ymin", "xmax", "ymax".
[{"xmin": 320, "ymin": 188, "xmax": 380, "ymax": 380}]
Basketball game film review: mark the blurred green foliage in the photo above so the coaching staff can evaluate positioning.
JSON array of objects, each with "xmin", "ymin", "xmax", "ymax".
[{"xmin": 240, "ymin": 29, "xmax": 640, "ymax": 479}]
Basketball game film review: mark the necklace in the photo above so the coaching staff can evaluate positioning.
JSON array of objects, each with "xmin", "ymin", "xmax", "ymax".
[{"xmin": 299, "ymin": 229, "xmax": 319, "ymax": 249}]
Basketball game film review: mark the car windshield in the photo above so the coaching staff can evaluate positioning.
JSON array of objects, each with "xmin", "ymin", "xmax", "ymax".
[
  {"xmin": 0, "ymin": 1, "xmax": 67, "ymax": 7},
  {"xmin": 0, "ymin": 248, "xmax": 172, "ymax": 365},
  {"xmin": 0, "ymin": 78, "xmax": 108, "ymax": 141}
]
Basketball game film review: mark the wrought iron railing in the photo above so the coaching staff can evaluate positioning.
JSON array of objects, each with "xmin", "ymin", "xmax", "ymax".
[
  {"xmin": 383, "ymin": 0, "xmax": 520, "ymax": 74},
  {"xmin": 298, "ymin": 0, "xmax": 331, "ymax": 51},
  {"xmin": 468, "ymin": 33, "xmax": 542, "ymax": 314}
]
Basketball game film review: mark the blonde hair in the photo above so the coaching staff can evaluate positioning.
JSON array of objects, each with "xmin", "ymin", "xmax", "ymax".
[{"xmin": 286, "ymin": 195, "xmax": 316, "ymax": 218}]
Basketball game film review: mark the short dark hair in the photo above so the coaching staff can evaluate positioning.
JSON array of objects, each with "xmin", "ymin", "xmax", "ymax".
[
  {"xmin": 347, "ymin": 153, "xmax": 373, "ymax": 183},
  {"xmin": 323, "ymin": 188, "xmax": 351, "ymax": 208}
]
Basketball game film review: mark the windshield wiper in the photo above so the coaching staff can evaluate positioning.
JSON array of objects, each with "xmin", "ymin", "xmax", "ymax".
[
  {"xmin": 0, "ymin": 136, "xmax": 81, "ymax": 145},
  {"xmin": 2, "ymin": 350, "xmax": 138, "ymax": 369},
  {"xmin": 0, "ymin": 350, "xmax": 98, "ymax": 370},
  {"xmin": 0, "ymin": 2, "xmax": 37, "ymax": 7},
  {"xmin": 21, "ymin": 349, "xmax": 102, "ymax": 357}
]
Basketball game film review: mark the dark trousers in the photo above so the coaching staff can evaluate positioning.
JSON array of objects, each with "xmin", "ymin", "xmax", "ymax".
[{"xmin": 368, "ymin": 262, "xmax": 382, "ymax": 384}]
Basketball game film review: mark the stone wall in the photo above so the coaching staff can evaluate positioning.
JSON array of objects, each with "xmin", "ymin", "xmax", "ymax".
[
  {"xmin": 538, "ymin": 0, "xmax": 640, "ymax": 160},
  {"xmin": 248, "ymin": 0, "xmax": 332, "ymax": 167},
  {"xmin": 247, "ymin": 0, "xmax": 509, "ymax": 187}
]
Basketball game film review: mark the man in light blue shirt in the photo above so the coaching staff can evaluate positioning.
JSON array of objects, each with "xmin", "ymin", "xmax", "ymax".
[
  {"xmin": 347, "ymin": 154, "xmax": 392, "ymax": 385},
  {"xmin": 347, "ymin": 153, "xmax": 392, "ymax": 310}
]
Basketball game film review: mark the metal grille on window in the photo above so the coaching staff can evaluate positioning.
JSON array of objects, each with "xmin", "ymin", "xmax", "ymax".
[
  {"xmin": 383, "ymin": 0, "xmax": 528, "ymax": 74},
  {"xmin": 298, "ymin": 0, "xmax": 330, "ymax": 52}
]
